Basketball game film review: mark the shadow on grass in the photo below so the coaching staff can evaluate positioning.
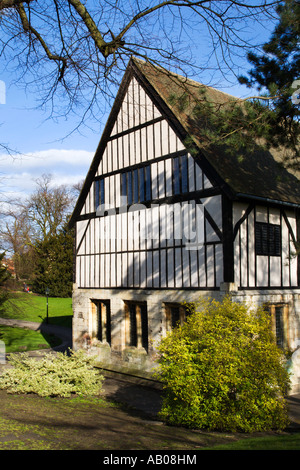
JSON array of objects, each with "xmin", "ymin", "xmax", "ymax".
[
  {"xmin": 0, "ymin": 316, "xmax": 72, "ymax": 353},
  {"xmin": 38, "ymin": 315, "xmax": 72, "ymax": 329},
  {"xmin": 0, "ymin": 324, "xmax": 62, "ymax": 353},
  {"xmin": 38, "ymin": 317, "xmax": 72, "ymax": 353}
]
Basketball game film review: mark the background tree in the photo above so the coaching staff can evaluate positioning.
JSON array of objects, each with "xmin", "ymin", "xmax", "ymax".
[
  {"xmin": 168, "ymin": 0, "xmax": 299, "ymax": 169},
  {"xmin": 0, "ymin": 203, "xmax": 35, "ymax": 281},
  {"xmin": 26, "ymin": 174, "xmax": 74, "ymax": 242},
  {"xmin": 238, "ymin": 0, "xmax": 300, "ymax": 169},
  {"xmin": 0, "ymin": 174, "xmax": 77, "ymax": 295},
  {"xmin": 32, "ymin": 223, "xmax": 74, "ymax": 298},
  {"xmin": 0, "ymin": 252, "xmax": 10, "ymax": 310}
]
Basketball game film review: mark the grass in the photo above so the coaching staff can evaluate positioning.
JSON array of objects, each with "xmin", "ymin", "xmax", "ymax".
[
  {"xmin": 1, "ymin": 292, "xmax": 73, "ymax": 327},
  {"xmin": 1, "ymin": 291, "xmax": 300, "ymax": 450},
  {"xmin": 0, "ymin": 325, "xmax": 62, "ymax": 352},
  {"xmin": 0, "ymin": 291, "xmax": 72, "ymax": 352},
  {"xmin": 206, "ymin": 432, "xmax": 300, "ymax": 450},
  {"xmin": 0, "ymin": 389, "xmax": 299, "ymax": 450}
]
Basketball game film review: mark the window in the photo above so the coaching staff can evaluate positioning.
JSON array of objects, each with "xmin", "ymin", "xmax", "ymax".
[
  {"xmin": 173, "ymin": 154, "xmax": 188, "ymax": 195},
  {"xmin": 173, "ymin": 157, "xmax": 180, "ymax": 195},
  {"xmin": 165, "ymin": 303, "xmax": 187, "ymax": 331},
  {"xmin": 95, "ymin": 153, "xmax": 191, "ymax": 212},
  {"xmin": 255, "ymin": 222, "xmax": 281, "ymax": 256},
  {"xmin": 145, "ymin": 165, "xmax": 151, "ymax": 201},
  {"xmin": 133, "ymin": 169, "xmax": 139, "ymax": 204},
  {"xmin": 124, "ymin": 301, "xmax": 148, "ymax": 351},
  {"xmin": 265, "ymin": 303, "xmax": 289, "ymax": 349},
  {"xmin": 121, "ymin": 167, "xmax": 152, "ymax": 206},
  {"xmin": 94, "ymin": 179, "xmax": 105, "ymax": 212},
  {"xmin": 91, "ymin": 300, "xmax": 111, "ymax": 344}
]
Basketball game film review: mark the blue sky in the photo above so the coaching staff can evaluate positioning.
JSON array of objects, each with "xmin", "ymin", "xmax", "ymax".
[
  {"xmin": 0, "ymin": 8, "xmax": 276, "ymax": 202},
  {"xmin": 0, "ymin": 79, "xmax": 100, "ymax": 200}
]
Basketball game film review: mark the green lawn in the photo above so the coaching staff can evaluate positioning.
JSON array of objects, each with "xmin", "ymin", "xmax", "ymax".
[
  {"xmin": 0, "ymin": 292, "xmax": 72, "ymax": 352},
  {"xmin": 1, "ymin": 292, "xmax": 73, "ymax": 327},
  {"xmin": 0, "ymin": 325, "xmax": 62, "ymax": 352},
  {"xmin": 206, "ymin": 431, "xmax": 300, "ymax": 450}
]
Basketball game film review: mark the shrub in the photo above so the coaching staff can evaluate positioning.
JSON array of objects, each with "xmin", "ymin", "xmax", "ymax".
[
  {"xmin": 156, "ymin": 296, "xmax": 291, "ymax": 432},
  {"xmin": 0, "ymin": 349, "xmax": 103, "ymax": 398}
]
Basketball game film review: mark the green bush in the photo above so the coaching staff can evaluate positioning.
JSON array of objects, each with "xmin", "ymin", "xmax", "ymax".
[
  {"xmin": 156, "ymin": 296, "xmax": 291, "ymax": 432},
  {"xmin": 0, "ymin": 349, "xmax": 103, "ymax": 398}
]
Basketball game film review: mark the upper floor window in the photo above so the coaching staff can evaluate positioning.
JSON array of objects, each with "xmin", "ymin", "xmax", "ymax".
[
  {"xmin": 121, "ymin": 165, "xmax": 152, "ymax": 205},
  {"xmin": 94, "ymin": 179, "xmax": 105, "ymax": 211},
  {"xmin": 173, "ymin": 154, "xmax": 188, "ymax": 195},
  {"xmin": 255, "ymin": 222, "xmax": 281, "ymax": 256},
  {"xmin": 94, "ymin": 153, "xmax": 200, "ymax": 212}
]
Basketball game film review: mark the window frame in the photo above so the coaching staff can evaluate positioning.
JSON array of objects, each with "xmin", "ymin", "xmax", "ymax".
[
  {"xmin": 255, "ymin": 221, "xmax": 281, "ymax": 257},
  {"xmin": 165, "ymin": 303, "xmax": 187, "ymax": 332},
  {"xmin": 124, "ymin": 301, "xmax": 148, "ymax": 351},
  {"xmin": 264, "ymin": 303, "xmax": 289, "ymax": 349},
  {"xmin": 91, "ymin": 299, "xmax": 111, "ymax": 345}
]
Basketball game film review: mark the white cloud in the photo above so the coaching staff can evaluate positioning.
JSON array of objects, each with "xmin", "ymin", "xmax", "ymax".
[
  {"xmin": 0, "ymin": 148, "xmax": 93, "ymax": 197},
  {"xmin": 0, "ymin": 148, "xmax": 93, "ymax": 169}
]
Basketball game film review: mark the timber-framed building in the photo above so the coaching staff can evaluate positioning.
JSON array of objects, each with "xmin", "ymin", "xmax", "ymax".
[{"xmin": 69, "ymin": 58, "xmax": 300, "ymax": 393}]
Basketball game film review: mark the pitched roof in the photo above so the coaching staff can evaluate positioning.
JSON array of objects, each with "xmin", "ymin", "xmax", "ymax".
[
  {"xmin": 131, "ymin": 58, "xmax": 300, "ymax": 206},
  {"xmin": 70, "ymin": 58, "xmax": 300, "ymax": 226}
]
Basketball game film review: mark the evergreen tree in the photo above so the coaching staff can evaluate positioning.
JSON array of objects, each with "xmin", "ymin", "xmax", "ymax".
[
  {"xmin": 174, "ymin": 1, "xmax": 300, "ymax": 169},
  {"xmin": 238, "ymin": 0, "xmax": 300, "ymax": 168},
  {"xmin": 32, "ymin": 225, "xmax": 73, "ymax": 298},
  {"xmin": 0, "ymin": 252, "xmax": 10, "ymax": 311}
]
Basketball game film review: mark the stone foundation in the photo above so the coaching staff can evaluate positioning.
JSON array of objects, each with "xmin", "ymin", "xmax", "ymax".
[{"xmin": 72, "ymin": 284, "xmax": 300, "ymax": 394}]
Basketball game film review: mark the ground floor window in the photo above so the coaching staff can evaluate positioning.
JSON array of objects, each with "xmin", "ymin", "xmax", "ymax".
[
  {"xmin": 124, "ymin": 301, "xmax": 148, "ymax": 351},
  {"xmin": 91, "ymin": 300, "xmax": 111, "ymax": 344},
  {"xmin": 164, "ymin": 303, "xmax": 187, "ymax": 331},
  {"xmin": 265, "ymin": 303, "xmax": 289, "ymax": 349}
]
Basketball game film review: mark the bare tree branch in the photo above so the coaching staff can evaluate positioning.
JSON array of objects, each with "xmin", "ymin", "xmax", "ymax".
[
  {"xmin": 0, "ymin": 0, "xmax": 33, "ymax": 10},
  {"xmin": 0, "ymin": 0, "xmax": 281, "ymax": 131}
]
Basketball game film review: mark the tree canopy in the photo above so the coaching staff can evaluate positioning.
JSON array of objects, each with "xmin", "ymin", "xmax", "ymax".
[
  {"xmin": 169, "ymin": 0, "xmax": 300, "ymax": 169},
  {"xmin": 0, "ymin": 174, "xmax": 76, "ymax": 295}
]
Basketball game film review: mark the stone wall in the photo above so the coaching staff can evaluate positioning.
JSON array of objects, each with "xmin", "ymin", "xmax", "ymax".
[
  {"xmin": 72, "ymin": 284, "xmax": 219, "ymax": 375},
  {"xmin": 230, "ymin": 286, "xmax": 300, "ymax": 394},
  {"xmin": 72, "ymin": 283, "xmax": 300, "ymax": 393}
]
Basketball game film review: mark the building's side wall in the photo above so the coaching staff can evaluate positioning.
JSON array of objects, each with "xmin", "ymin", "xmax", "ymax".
[{"xmin": 233, "ymin": 202, "xmax": 298, "ymax": 289}]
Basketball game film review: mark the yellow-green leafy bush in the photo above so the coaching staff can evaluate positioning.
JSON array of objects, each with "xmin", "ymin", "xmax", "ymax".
[
  {"xmin": 0, "ymin": 349, "xmax": 103, "ymax": 397},
  {"xmin": 156, "ymin": 297, "xmax": 290, "ymax": 432}
]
